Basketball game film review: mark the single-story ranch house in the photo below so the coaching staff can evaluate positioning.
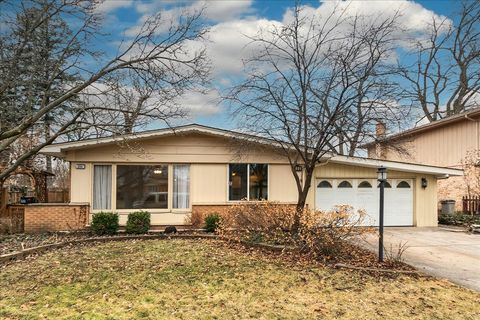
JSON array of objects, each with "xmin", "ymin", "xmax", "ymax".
[{"xmin": 41, "ymin": 124, "xmax": 462, "ymax": 229}]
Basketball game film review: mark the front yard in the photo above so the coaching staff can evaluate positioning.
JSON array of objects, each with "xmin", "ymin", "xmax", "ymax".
[{"xmin": 0, "ymin": 239, "xmax": 479, "ymax": 319}]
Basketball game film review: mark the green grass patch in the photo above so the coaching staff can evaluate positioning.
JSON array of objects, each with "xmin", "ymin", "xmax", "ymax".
[{"xmin": 0, "ymin": 239, "xmax": 479, "ymax": 319}]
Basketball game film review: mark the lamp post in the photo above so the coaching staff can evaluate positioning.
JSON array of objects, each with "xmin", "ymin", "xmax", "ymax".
[{"xmin": 377, "ymin": 166, "xmax": 387, "ymax": 262}]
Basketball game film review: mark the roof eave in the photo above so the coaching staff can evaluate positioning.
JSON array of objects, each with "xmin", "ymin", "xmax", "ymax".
[
  {"xmin": 328, "ymin": 155, "xmax": 463, "ymax": 177},
  {"xmin": 360, "ymin": 108, "xmax": 480, "ymax": 149}
]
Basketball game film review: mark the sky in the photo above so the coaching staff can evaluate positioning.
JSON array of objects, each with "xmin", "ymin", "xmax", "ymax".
[{"xmin": 93, "ymin": 0, "xmax": 460, "ymax": 130}]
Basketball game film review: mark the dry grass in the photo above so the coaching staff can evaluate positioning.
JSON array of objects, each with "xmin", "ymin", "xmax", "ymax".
[{"xmin": 0, "ymin": 239, "xmax": 479, "ymax": 319}]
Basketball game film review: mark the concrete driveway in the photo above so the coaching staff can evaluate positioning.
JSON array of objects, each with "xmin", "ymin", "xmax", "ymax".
[{"xmin": 362, "ymin": 227, "xmax": 480, "ymax": 291}]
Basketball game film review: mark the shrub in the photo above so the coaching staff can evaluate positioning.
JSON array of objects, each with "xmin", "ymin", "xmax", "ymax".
[
  {"xmin": 438, "ymin": 213, "xmax": 480, "ymax": 226},
  {"xmin": 91, "ymin": 212, "xmax": 119, "ymax": 235},
  {"xmin": 218, "ymin": 202, "xmax": 374, "ymax": 259},
  {"xmin": 125, "ymin": 211, "xmax": 151, "ymax": 234},
  {"xmin": 184, "ymin": 210, "xmax": 205, "ymax": 227},
  {"xmin": 298, "ymin": 205, "xmax": 373, "ymax": 258},
  {"xmin": 217, "ymin": 201, "xmax": 296, "ymax": 244},
  {"xmin": 204, "ymin": 213, "xmax": 221, "ymax": 233}
]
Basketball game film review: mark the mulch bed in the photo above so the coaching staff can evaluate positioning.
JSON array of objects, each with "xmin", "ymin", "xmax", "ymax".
[
  {"xmin": 0, "ymin": 231, "xmax": 95, "ymax": 255},
  {"xmin": 220, "ymin": 238, "xmax": 417, "ymax": 276}
]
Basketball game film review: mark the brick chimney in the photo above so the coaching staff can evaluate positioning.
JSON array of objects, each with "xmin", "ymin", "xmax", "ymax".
[
  {"xmin": 375, "ymin": 121, "xmax": 386, "ymax": 159},
  {"xmin": 376, "ymin": 121, "xmax": 386, "ymax": 138}
]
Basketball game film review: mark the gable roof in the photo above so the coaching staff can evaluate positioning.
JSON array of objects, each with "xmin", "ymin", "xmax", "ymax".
[
  {"xmin": 40, "ymin": 123, "xmax": 284, "ymax": 156},
  {"xmin": 361, "ymin": 107, "xmax": 480, "ymax": 148},
  {"xmin": 40, "ymin": 123, "xmax": 463, "ymax": 177}
]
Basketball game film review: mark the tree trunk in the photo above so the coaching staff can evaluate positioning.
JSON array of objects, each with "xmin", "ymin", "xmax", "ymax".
[{"xmin": 292, "ymin": 167, "xmax": 314, "ymax": 233}]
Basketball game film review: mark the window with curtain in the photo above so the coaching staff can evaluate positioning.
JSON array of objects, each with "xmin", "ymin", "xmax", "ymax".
[
  {"xmin": 116, "ymin": 165, "xmax": 168, "ymax": 209},
  {"xmin": 229, "ymin": 164, "xmax": 248, "ymax": 200},
  {"xmin": 249, "ymin": 164, "xmax": 268, "ymax": 200},
  {"xmin": 173, "ymin": 165, "xmax": 190, "ymax": 209},
  {"xmin": 93, "ymin": 165, "xmax": 112, "ymax": 210}
]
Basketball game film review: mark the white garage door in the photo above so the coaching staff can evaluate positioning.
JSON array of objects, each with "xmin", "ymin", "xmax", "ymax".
[{"xmin": 315, "ymin": 179, "xmax": 413, "ymax": 226}]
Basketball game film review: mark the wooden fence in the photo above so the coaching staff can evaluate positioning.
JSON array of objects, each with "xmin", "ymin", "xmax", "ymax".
[
  {"xmin": 47, "ymin": 190, "xmax": 69, "ymax": 203},
  {"xmin": 6, "ymin": 190, "xmax": 69, "ymax": 204},
  {"xmin": 8, "ymin": 191, "xmax": 35, "ymax": 204},
  {"xmin": 462, "ymin": 196, "xmax": 480, "ymax": 215},
  {"xmin": 0, "ymin": 205, "xmax": 24, "ymax": 234}
]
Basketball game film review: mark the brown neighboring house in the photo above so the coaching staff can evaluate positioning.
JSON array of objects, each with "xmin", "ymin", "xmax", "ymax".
[{"xmin": 362, "ymin": 108, "xmax": 480, "ymax": 211}]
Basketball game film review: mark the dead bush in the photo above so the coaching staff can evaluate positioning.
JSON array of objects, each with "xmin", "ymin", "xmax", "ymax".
[
  {"xmin": 384, "ymin": 241, "xmax": 409, "ymax": 263},
  {"xmin": 218, "ymin": 202, "xmax": 374, "ymax": 260},
  {"xmin": 184, "ymin": 210, "xmax": 207, "ymax": 228},
  {"xmin": 217, "ymin": 201, "xmax": 296, "ymax": 245},
  {"xmin": 298, "ymin": 205, "xmax": 374, "ymax": 259}
]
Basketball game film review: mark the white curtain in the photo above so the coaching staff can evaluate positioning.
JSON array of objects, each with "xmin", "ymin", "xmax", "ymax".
[
  {"xmin": 173, "ymin": 165, "xmax": 189, "ymax": 209},
  {"xmin": 93, "ymin": 165, "xmax": 112, "ymax": 210}
]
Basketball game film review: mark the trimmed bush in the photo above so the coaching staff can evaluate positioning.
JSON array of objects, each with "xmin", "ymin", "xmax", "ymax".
[
  {"xmin": 91, "ymin": 212, "xmax": 119, "ymax": 235},
  {"xmin": 204, "ymin": 213, "xmax": 221, "ymax": 233},
  {"xmin": 125, "ymin": 211, "xmax": 151, "ymax": 234}
]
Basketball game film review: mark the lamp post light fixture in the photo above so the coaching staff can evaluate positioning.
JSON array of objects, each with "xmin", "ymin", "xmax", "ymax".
[
  {"xmin": 421, "ymin": 177, "xmax": 428, "ymax": 189},
  {"xmin": 377, "ymin": 166, "xmax": 387, "ymax": 263}
]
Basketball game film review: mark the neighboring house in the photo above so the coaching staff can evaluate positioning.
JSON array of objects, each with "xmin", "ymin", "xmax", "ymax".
[
  {"xmin": 362, "ymin": 108, "xmax": 480, "ymax": 211},
  {"xmin": 41, "ymin": 124, "xmax": 461, "ymax": 228}
]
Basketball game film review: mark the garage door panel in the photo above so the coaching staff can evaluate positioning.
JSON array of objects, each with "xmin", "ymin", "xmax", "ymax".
[
  {"xmin": 315, "ymin": 178, "xmax": 413, "ymax": 227},
  {"xmin": 315, "ymin": 180, "xmax": 335, "ymax": 210},
  {"xmin": 384, "ymin": 180, "xmax": 413, "ymax": 226}
]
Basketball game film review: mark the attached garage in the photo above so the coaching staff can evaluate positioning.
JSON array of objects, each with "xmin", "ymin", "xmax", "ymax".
[
  {"xmin": 315, "ymin": 178, "xmax": 413, "ymax": 226},
  {"xmin": 311, "ymin": 156, "xmax": 463, "ymax": 227}
]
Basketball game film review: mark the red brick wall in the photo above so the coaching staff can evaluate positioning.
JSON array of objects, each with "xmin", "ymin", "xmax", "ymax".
[
  {"xmin": 437, "ymin": 176, "xmax": 467, "ymax": 211},
  {"xmin": 23, "ymin": 204, "xmax": 89, "ymax": 233}
]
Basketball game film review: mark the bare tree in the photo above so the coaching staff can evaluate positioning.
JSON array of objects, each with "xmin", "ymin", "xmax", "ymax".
[
  {"xmin": 108, "ymin": 71, "xmax": 191, "ymax": 134},
  {"xmin": 400, "ymin": 0, "xmax": 480, "ymax": 122},
  {"xmin": 227, "ymin": 4, "xmax": 400, "ymax": 230},
  {"xmin": 0, "ymin": 0, "xmax": 209, "ymax": 181}
]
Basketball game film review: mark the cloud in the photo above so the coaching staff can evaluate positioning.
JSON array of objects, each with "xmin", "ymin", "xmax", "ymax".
[
  {"xmin": 109, "ymin": 0, "xmax": 451, "ymax": 124},
  {"xmin": 125, "ymin": 0, "xmax": 254, "ymax": 36},
  {"xmin": 299, "ymin": 0, "xmax": 449, "ymax": 32},
  {"xmin": 95, "ymin": 0, "xmax": 133, "ymax": 14},
  {"xmin": 133, "ymin": 0, "xmax": 253, "ymax": 22},
  {"xmin": 206, "ymin": 18, "xmax": 281, "ymax": 77},
  {"xmin": 179, "ymin": 90, "xmax": 223, "ymax": 117},
  {"xmin": 194, "ymin": 0, "xmax": 450, "ymax": 78}
]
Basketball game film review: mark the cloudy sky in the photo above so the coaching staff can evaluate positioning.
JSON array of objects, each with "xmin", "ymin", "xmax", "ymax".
[{"xmin": 95, "ymin": 0, "xmax": 456, "ymax": 129}]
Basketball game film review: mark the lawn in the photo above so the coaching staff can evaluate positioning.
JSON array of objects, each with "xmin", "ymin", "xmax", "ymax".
[{"xmin": 0, "ymin": 239, "xmax": 479, "ymax": 319}]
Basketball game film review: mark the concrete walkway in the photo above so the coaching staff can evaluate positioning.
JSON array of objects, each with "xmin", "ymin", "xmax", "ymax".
[{"xmin": 362, "ymin": 227, "xmax": 480, "ymax": 292}]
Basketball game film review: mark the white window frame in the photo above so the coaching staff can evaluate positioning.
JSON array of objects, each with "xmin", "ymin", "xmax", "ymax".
[{"xmin": 91, "ymin": 163, "xmax": 191, "ymax": 214}]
